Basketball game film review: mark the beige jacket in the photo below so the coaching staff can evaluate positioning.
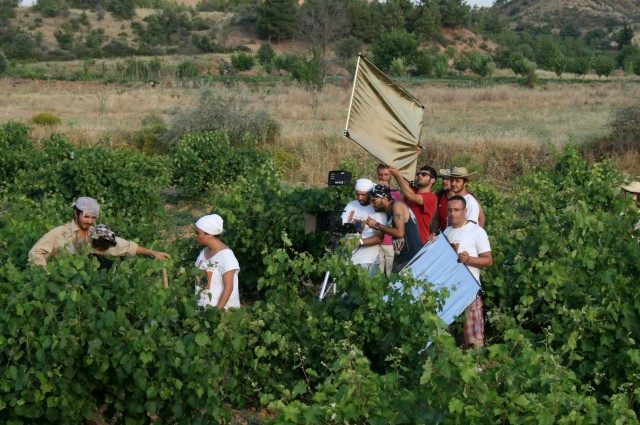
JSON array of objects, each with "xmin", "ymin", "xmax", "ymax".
[{"xmin": 28, "ymin": 220, "xmax": 138, "ymax": 267}]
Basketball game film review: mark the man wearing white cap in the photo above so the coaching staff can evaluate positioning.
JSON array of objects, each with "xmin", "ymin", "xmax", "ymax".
[
  {"xmin": 28, "ymin": 196, "xmax": 171, "ymax": 269},
  {"xmin": 194, "ymin": 214, "xmax": 241, "ymax": 309},
  {"xmin": 621, "ymin": 181, "xmax": 640, "ymax": 231},
  {"xmin": 340, "ymin": 178, "xmax": 387, "ymax": 276}
]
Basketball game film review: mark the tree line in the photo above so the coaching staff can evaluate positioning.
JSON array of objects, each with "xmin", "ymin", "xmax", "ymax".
[{"xmin": 0, "ymin": 0, "xmax": 639, "ymax": 80}]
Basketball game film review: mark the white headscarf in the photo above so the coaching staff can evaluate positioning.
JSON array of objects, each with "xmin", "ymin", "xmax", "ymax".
[
  {"xmin": 195, "ymin": 214, "xmax": 224, "ymax": 235},
  {"xmin": 355, "ymin": 178, "xmax": 374, "ymax": 192}
]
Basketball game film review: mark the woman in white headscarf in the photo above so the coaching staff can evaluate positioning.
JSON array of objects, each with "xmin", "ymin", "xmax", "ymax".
[{"xmin": 193, "ymin": 214, "xmax": 241, "ymax": 309}]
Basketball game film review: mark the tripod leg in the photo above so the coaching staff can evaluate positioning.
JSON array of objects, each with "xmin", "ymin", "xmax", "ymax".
[{"xmin": 318, "ymin": 271, "xmax": 331, "ymax": 300}]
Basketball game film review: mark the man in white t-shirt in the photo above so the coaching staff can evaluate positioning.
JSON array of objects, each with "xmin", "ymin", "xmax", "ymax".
[
  {"xmin": 443, "ymin": 195, "xmax": 492, "ymax": 348},
  {"xmin": 341, "ymin": 178, "xmax": 386, "ymax": 276}
]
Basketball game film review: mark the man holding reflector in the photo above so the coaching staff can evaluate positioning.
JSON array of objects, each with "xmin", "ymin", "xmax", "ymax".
[{"xmin": 442, "ymin": 195, "xmax": 493, "ymax": 348}]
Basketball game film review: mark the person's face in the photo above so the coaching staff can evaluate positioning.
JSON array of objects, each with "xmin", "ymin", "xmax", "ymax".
[
  {"xmin": 415, "ymin": 170, "xmax": 435, "ymax": 188},
  {"xmin": 194, "ymin": 226, "xmax": 211, "ymax": 246},
  {"xmin": 442, "ymin": 177, "xmax": 451, "ymax": 191},
  {"xmin": 356, "ymin": 190, "xmax": 370, "ymax": 206},
  {"xmin": 447, "ymin": 199, "xmax": 467, "ymax": 227},
  {"xmin": 75, "ymin": 211, "xmax": 97, "ymax": 231},
  {"xmin": 451, "ymin": 177, "xmax": 467, "ymax": 194},
  {"xmin": 370, "ymin": 196, "xmax": 386, "ymax": 213},
  {"xmin": 377, "ymin": 168, "xmax": 391, "ymax": 184}
]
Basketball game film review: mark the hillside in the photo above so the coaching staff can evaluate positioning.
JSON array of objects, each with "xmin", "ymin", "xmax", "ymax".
[{"xmin": 496, "ymin": 0, "xmax": 640, "ymax": 38}]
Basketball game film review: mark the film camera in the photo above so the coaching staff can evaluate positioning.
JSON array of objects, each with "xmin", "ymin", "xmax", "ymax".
[{"xmin": 303, "ymin": 170, "xmax": 362, "ymax": 239}]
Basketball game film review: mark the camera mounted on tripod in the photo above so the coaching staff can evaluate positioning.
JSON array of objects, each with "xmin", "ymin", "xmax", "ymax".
[{"xmin": 303, "ymin": 170, "xmax": 359, "ymax": 238}]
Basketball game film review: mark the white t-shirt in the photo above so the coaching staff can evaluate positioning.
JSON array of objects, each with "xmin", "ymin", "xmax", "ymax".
[
  {"xmin": 194, "ymin": 248, "xmax": 240, "ymax": 309},
  {"xmin": 444, "ymin": 222, "xmax": 491, "ymax": 282},
  {"xmin": 341, "ymin": 200, "xmax": 387, "ymax": 265},
  {"xmin": 463, "ymin": 194, "xmax": 480, "ymax": 224}
]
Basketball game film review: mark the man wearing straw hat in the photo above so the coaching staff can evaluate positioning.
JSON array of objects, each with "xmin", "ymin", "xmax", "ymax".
[
  {"xmin": 447, "ymin": 167, "xmax": 485, "ymax": 227},
  {"xmin": 29, "ymin": 196, "xmax": 171, "ymax": 270},
  {"xmin": 621, "ymin": 181, "xmax": 640, "ymax": 231}
]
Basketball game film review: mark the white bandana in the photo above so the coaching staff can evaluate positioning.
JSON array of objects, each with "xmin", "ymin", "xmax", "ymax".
[{"xmin": 195, "ymin": 214, "xmax": 224, "ymax": 235}]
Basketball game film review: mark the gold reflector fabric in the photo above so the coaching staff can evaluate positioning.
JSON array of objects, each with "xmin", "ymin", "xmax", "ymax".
[{"xmin": 345, "ymin": 55, "xmax": 425, "ymax": 181}]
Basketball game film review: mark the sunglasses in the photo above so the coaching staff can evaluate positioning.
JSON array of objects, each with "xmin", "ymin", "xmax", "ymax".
[{"xmin": 416, "ymin": 172, "xmax": 433, "ymax": 178}]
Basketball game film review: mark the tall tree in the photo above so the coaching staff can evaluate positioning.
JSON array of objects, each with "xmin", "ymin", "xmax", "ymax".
[
  {"xmin": 257, "ymin": 0, "xmax": 298, "ymax": 42},
  {"xmin": 297, "ymin": 0, "xmax": 348, "ymax": 60},
  {"xmin": 0, "ymin": 0, "xmax": 19, "ymax": 25},
  {"xmin": 615, "ymin": 24, "xmax": 634, "ymax": 50},
  {"xmin": 438, "ymin": 0, "xmax": 470, "ymax": 28}
]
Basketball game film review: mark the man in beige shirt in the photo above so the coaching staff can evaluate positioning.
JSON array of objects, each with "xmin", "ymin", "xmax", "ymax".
[{"xmin": 28, "ymin": 196, "xmax": 171, "ymax": 269}]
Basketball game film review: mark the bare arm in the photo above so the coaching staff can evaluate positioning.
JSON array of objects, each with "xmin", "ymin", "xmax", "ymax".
[
  {"xmin": 478, "ymin": 205, "xmax": 486, "ymax": 228},
  {"xmin": 388, "ymin": 166, "xmax": 423, "ymax": 205},
  {"xmin": 216, "ymin": 270, "xmax": 235, "ymax": 309},
  {"xmin": 365, "ymin": 203, "xmax": 406, "ymax": 239},
  {"xmin": 458, "ymin": 250, "xmax": 492, "ymax": 268},
  {"xmin": 136, "ymin": 246, "xmax": 171, "ymax": 260},
  {"xmin": 430, "ymin": 210, "xmax": 441, "ymax": 235}
]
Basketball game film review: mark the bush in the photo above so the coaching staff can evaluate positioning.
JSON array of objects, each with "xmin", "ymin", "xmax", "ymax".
[
  {"xmin": 469, "ymin": 52, "xmax": 495, "ymax": 78},
  {"xmin": 413, "ymin": 50, "xmax": 433, "ymax": 77},
  {"xmin": 256, "ymin": 42, "xmax": 275, "ymax": 65},
  {"xmin": 335, "ymin": 35, "xmax": 363, "ymax": 61},
  {"xmin": 163, "ymin": 87, "xmax": 280, "ymax": 148},
  {"xmin": 176, "ymin": 60, "xmax": 200, "ymax": 80},
  {"xmin": 0, "ymin": 49, "xmax": 7, "ymax": 74},
  {"xmin": 390, "ymin": 57, "xmax": 406, "ymax": 77},
  {"xmin": 370, "ymin": 29, "xmax": 419, "ymax": 71},
  {"xmin": 171, "ymin": 131, "xmax": 273, "ymax": 197},
  {"xmin": 604, "ymin": 104, "xmax": 640, "ymax": 153},
  {"xmin": 10, "ymin": 133, "xmax": 170, "ymax": 223},
  {"xmin": 31, "ymin": 112, "xmax": 62, "ymax": 125},
  {"xmin": 230, "ymin": 52, "xmax": 255, "ymax": 72},
  {"xmin": 291, "ymin": 55, "xmax": 324, "ymax": 89},
  {"xmin": 0, "ymin": 121, "xmax": 32, "ymax": 188}
]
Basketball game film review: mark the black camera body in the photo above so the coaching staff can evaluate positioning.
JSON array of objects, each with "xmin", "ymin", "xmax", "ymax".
[{"xmin": 340, "ymin": 220, "xmax": 363, "ymax": 235}]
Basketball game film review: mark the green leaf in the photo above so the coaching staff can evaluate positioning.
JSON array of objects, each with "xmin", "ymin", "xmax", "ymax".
[{"xmin": 195, "ymin": 333, "xmax": 210, "ymax": 347}]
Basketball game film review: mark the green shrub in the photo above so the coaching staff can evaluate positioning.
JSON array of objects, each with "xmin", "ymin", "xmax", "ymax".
[
  {"xmin": 31, "ymin": 112, "xmax": 62, "ymax": 126},
  {"xmin": 123, "ymin": 58, "xmax": 148, "ymax": 80},
  {"xmin": 176, "ymin": 60, "xmax": 200, "ymax": 80},
  {"xmin": 163, "ymin": 87, "xmax": 280, "ymax": 148},
  {"xmin": 390, "ymin": 57, "xmax": 406, "ymax": 77},
  {"xmin": 11, "ymin": 133, "xmax": 170, "ymax": 223},
  {"xmin": 230, "ymin": 52, "xmax": 255, "ymax": 72},
  {"xmin": 256, "ymin": 42, "xmax": 275, "ymax": 65},
  {"xmin": 413, "ymin": 50, "xmax": 434, "ymax": 77},
  {"xmin": 0, "ymin": 121, "xmax": 32, "ymax": 188},
  {"xmin": 172, "ymin": 131, "xmax": 276, "ymax": 198},
  {"xmin": 0, "ymin": 254, "xmax": 228, "ymax": 423},
  {"xmin": 291, "ymin": 55, "xmax": 324, "ymax": 89},
  {"xmin": 335, "ymin": 35, "xmax": 363, "ymax": 61},
  {"xmin": 469, "ymin": 52, "xmax": 495, "ymax": 78},
  {"xmin": 0, "ymin": 49, "xmax": 7, "ymax": 74}
]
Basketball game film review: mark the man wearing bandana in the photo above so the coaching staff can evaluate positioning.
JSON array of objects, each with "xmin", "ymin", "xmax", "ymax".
[{"xmin": 28, "ymin": 196, "xmax": 170, "ymax": 270}]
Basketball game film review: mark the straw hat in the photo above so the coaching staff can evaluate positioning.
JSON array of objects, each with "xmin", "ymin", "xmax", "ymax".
[
  {"xmin": 621, "ymin": 181, "xmax": 640, "ymax": 194},
  {"xmin": 442, "ymin": 166, "xmax": 478, "ymax": 181}
]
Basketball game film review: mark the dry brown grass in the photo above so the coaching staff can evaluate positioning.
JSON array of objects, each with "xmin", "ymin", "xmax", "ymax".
[{"xmin": 1, "ymin": 75, "xmax": 639, "ymax": 185}]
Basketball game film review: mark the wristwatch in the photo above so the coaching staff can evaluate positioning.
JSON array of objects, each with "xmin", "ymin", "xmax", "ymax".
[
  {"xmin": 373, "ymin": 222, "xmax": 380, "ymax": 230},
  {"xmin": 359, "ymin": 237, "xmax": 364, "ymax": 246}
]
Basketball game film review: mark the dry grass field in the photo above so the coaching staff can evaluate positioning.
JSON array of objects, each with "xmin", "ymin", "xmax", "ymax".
[{"xmin": 1, "ymin": 74, "xmax": 639, "ymax": 185}]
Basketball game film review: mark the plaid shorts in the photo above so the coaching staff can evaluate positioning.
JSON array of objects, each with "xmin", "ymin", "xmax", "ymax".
[{"xmin": 463, "ymin": 296, "xmax": 484, "ymax": 346}]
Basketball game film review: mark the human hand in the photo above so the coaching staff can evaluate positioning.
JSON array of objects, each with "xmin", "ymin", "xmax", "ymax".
[
  {"xmin": 428, "ymin": 234, "xmax": 437, "ymax": 243},
  {"xmin": 387, "ymin": 166, "xmax": 401, "ymax": 177},
  {"xmin": 458, "ymin": 251, "xmax": 470, "ymax": 264},
  {"xmin": 152, "ymin": 251, "xmax": 171, "ymax": 260}
]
